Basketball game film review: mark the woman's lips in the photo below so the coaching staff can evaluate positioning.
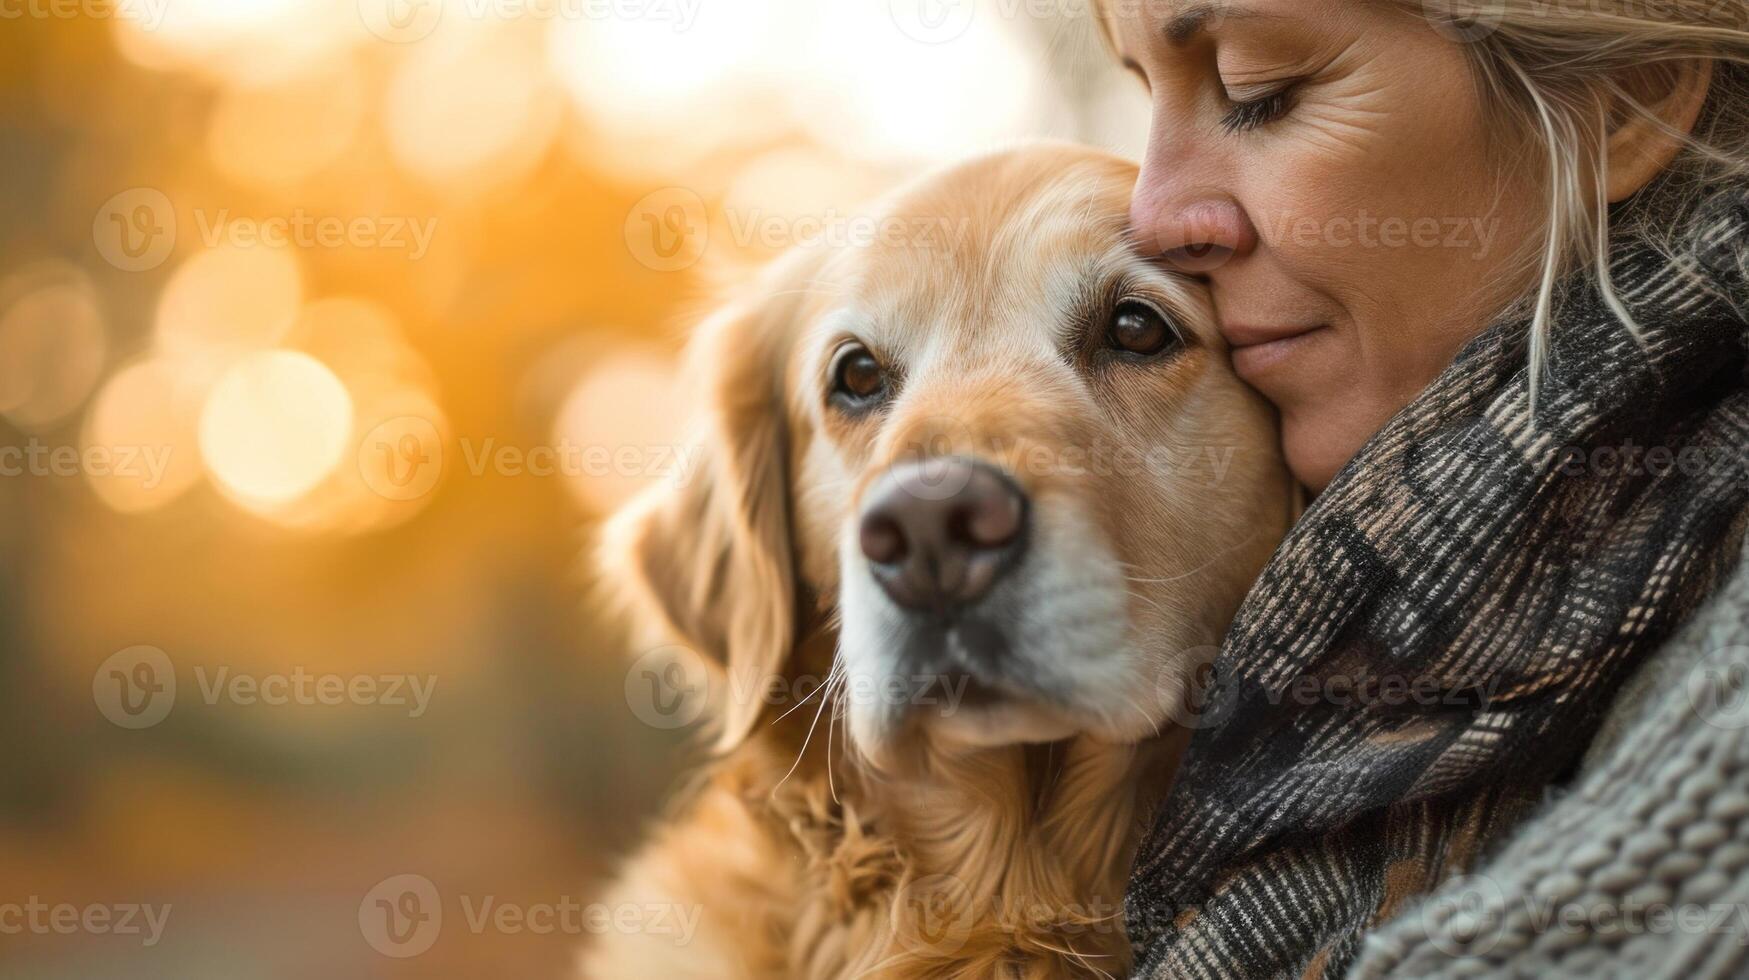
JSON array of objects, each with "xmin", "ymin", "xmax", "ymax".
[{"xmin": 1223, "ymin": 324, "xmax": 1332, "ymax": 380}]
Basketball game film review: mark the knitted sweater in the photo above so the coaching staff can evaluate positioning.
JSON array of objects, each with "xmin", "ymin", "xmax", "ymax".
[{"xmin": 1352, "ymin": 538, "xmax": 1749, "ymax": 978}]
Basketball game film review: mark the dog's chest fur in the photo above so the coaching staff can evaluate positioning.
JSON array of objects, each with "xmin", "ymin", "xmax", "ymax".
[{"xmin": 582, "ymin": 712, "xmax": 1180, "ymax": 979}]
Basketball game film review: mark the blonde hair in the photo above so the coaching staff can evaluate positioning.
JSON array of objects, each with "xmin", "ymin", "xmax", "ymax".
[{"xmin": 1414, "ymin": 0, "xmax": 1749, "ymax": 401}]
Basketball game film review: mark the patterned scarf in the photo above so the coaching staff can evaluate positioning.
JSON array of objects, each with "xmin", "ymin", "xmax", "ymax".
[{"xmin": 1125, "ymin": 189, "xmax": 1749, "ymax": 979}]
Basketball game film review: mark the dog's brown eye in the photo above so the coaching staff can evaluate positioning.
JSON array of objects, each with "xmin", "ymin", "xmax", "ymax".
[
  {"xmin": 830, "ymin": 344, "xmax": 887, "ymax": 409},
  {"xmin": 1107, "ymin": 301, "xmax": 1182, "ymax": 358}
]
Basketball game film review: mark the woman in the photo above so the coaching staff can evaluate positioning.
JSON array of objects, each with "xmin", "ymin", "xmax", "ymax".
[{"xmin": 1100, "ymin": 1, "xmax": 1749, "ymax": 976}]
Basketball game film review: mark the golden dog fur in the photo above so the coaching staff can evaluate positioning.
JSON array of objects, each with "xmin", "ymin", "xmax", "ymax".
[{"xmin": 586, "ymin": 143, "xmax": 1294, "ymax": 979}]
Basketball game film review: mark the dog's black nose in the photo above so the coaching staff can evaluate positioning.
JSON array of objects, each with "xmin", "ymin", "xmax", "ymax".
[{"xmin": 858, "ymin": 457, "xmax": 1027, "ymax": 612}]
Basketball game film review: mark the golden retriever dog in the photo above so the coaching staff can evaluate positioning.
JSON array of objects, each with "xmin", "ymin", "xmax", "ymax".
[{"xmin": 587, "ymin": 142, "xmax": 1295, "ymax": 979}]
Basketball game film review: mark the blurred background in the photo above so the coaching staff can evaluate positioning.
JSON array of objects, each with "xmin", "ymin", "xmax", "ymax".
[{"xmin": 0, "ymin": 1, "xmax": 1145, "ymax": 976}]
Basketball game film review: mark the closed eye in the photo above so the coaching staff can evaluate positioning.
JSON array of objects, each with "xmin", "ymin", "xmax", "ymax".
[{"xmin": 1220, "ymin": 85, "xmax": 1297, "ymax": 133}]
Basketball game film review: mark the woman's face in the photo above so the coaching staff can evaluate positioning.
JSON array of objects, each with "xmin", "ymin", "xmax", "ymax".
[{"xmin": 1109, "ymin": 0, "xmax": 1545, "ymax": 489}]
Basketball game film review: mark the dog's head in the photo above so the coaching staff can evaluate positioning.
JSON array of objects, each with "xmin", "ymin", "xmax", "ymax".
[{"xmin": 606, "ymin": 143, "xmax": 1293, "ymax": 767}]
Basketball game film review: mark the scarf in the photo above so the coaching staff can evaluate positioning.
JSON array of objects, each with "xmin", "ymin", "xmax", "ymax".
[{"xmin": 1125, "ymin": 188, "xmax": 1749, "ymax": 979}]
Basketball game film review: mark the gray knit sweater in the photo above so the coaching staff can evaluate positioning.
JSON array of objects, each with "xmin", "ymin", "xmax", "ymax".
[{"xmin": 1353, "ymin": 537, "xmax": 1749, "ymax": 978}]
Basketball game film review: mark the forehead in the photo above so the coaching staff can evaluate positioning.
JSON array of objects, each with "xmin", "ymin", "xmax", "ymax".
[
  {"xmin": 812, "ymin": 154, "xmax": 1148, "ymax": 360},
  {"xmin": 1103, "ymin": 0, "xmax": 1378, "ymax": 54}
]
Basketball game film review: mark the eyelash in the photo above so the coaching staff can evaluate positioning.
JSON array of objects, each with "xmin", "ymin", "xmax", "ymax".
[{"xmin": 1220, "ymin": 86, "xmax": 1297, "ymax": 134}]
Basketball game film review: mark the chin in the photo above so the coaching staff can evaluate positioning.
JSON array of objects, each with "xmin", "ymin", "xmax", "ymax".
[{"xmin": 1280, "ymin": 412, "xmax": 1353, "ymax": 493}]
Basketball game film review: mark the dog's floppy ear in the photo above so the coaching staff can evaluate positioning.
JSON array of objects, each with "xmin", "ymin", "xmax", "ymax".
[{"xmin": 603, "ymin": 250, "xmax": 823, "ymax": 752}]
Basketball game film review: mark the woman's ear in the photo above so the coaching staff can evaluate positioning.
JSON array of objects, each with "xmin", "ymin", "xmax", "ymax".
[
  {"xmin": 601, "ymin": 250, "xmax": 823, "ymax": 752},
  {"xmin": 1604, "ymin": 58, "xmax": 1715, "ymax": 203}
]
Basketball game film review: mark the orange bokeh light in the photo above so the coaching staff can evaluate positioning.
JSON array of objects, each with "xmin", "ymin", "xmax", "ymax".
[
  {"xmin": 156, "ymin": 244, "xmax": 303, "ymax": 359},
  {"xmin": 0, "ymin": 263, "xmax": 107, "ymax": 432},
  {"xmin": 199, "ymin": 350, "xmax": 354, "ymax": 509}
]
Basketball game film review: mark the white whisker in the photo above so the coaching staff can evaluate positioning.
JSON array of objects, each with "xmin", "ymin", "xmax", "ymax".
[{"xmin": 773, "ymin": 660, "xmax": 842, "ymax": 796}]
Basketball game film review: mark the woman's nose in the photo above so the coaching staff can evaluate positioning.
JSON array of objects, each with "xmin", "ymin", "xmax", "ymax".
[{"xmin": 1129, "ymin": 177, "xmax": 1258, "ymax": 274}]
